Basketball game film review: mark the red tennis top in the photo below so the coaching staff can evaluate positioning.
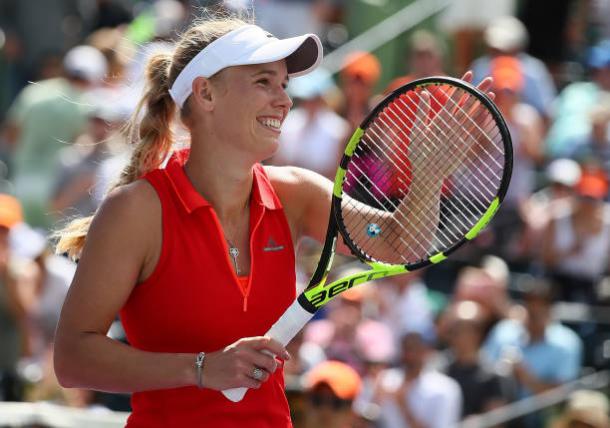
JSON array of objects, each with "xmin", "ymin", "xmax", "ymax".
[{"xmin": 120, "ymin": 150, "xmax": 296, "ymax": 427}]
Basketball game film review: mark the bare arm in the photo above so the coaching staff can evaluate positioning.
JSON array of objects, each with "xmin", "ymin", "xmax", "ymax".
[
  {"xmin": 54, "ymin": 181, "xmax": 288, "ymax": 393},
  {"xmin": 54, "ymin": 181, "xmax": 198, "ymax": 392}
]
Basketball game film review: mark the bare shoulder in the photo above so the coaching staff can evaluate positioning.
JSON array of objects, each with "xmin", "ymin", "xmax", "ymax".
[
  {"xmin": 264, "ymin": 165, "xmax": 332, "ymax": 211},
  {"xmin": 82, "ymin": 179, "xmax": 161, "ymax": 281},
  {"xmin": 263, "ymin": 165, "xmax": 332, "ymax": 241},
  {"xmin": 91, "ymin": 179, "xmax": 159, "ymax": 237}
]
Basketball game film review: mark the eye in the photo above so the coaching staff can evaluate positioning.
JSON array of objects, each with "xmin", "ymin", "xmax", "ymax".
[
  {"xmin": 256, "ymin": 78, "xmax": 270, "ymax": 86},
  {"xmin": 281, "ymin": 82, "xmax": 288, "ymax": 90}
]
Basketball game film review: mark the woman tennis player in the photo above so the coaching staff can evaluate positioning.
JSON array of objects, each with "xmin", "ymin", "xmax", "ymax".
[{"xmin": 54, "ymin": 14, "xmax": 493, "ymax": 427}]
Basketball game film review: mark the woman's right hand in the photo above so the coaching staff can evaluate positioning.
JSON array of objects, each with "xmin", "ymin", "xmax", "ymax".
[{"xmin": 201, "ymin": 336, "xmax": 291, "ymax": 390}]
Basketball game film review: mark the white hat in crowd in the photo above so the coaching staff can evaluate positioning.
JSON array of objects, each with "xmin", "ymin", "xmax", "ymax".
[{"xmin": 63, "ymin": 45, "xmax": 108, "ymax": 84}]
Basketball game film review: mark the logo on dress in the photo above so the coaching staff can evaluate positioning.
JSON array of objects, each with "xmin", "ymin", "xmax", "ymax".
[{"xmin": 263, "ymin": 236, "xmax": 284, "ymax": 252}]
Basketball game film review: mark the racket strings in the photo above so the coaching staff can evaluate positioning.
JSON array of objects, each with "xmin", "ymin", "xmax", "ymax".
[
  {"xmin": 347, "ymin": 142, "xmax": 464, "ymax": 247},
  {"xmin": 385, "ymin": 85, "xmax": 504, "ymax": 206},
  {"xmin": 392, "ymin": 87, "xmax": 504, "ymax": 192},
  {"xmin": 341, "ymin": 84, "xmax": 505, "ymax": 264},
  {"xmin": 354, "ymin": 132, "xmax": 467, "ymax": 253},
  {"xmin": 357, "ymin": 94, "xmax": 498, "ymax": 240},
  {"xmin": 366, "ymin": 118, "xmax": 497, "ymax": 214},
  {"xmin": 344, "ymin": 162, "xmax": 434, "ymax": 256},
  {"xmin": 364, "ymin": 86, "xmax": 503, "ymax": 207}
]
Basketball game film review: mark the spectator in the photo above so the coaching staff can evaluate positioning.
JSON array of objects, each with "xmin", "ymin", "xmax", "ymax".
[
  {"xmin": 471, "ymin": 16, "xmax": 557, "ymax": 120},
  {"xmin": 302, "ymin": 360, "xmax": 362, "ymax": 428},
  {"xmin": 9, "ymin": 223, "xmax": 75, "ymax": 356},
  {"xmin": 377, "ymin": 271, "xmax": 436, "ymax": 342},
  {"xmin": 51, "ymin": 102, "xmax": 127, "ymax": 221},
  {"xmin": 437, "ymin": 0, "xmax": 516, "ymax": 75},
  {"xmin": 521, "ymin": 158, "xmax": 582, "ymax": 265},
  {"xmin": 271, "ymin": 68, "xmax": 349, "ymax": 179},
  {"xmin": 546, "ymin": 39, "xmax": 610, "ymax": 157},
  {"xmin": 483, "ymin": 277, "xmax": 583, "ymax": 427},
  {"xmin": 567, "ymin": 101, "xmax": 610, "ymax": 174},
  {"xmin": 369, "ymin": 332, "xmax": 462, "ymax": 428},
  {"xmin": 2, "ymin": 45, "xmax": 107, "ymax": 229},
  {"xmin": 338, "ymin": 51, "xmax": 381, "ymax": 129},
  {"xmin": 542, "ymin": 169, "xmax": 610, "ymax": 303},
  {"xmin": 487, "ymin": 55, "xmax": 545, "ymax": 264},
  {"xmin": 303, "ymin": 290, "xmax": 364, "ymax": 372},
  {"xmin": 86, "ymin": 26, "xmax": 134, "ymax": 88},
  {"xmin": 551, "ymin": 389, "xmax": 610, "ymax": 428},
  {"xmin": 447, "ymin": 264, "xmax": 517, "ymax": 337},
  {"xmin": 442, "ymin": 300, "xmax": 510, "ymax": 419},
  {"xmin": 351, "ymin": 320, "xmax": 396, "ymax": 427},
  {"xmin": 384, "ymin": 30, "xmax": 448, "ymax": 94}
]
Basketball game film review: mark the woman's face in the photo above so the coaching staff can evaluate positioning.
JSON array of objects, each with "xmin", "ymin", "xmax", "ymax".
[{"xmin": 210, "ymin": 60, "xmax": 292, "ymax": 159}]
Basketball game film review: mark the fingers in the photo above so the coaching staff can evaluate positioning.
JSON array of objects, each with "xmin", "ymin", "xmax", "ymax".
[
  {"xmin": 460, "ymin": 70, "xmax": 495, "ymax": 100},
  {"xmin": 203, "ymin": 336, "xmax": 290, "ymax": 391},
  {"xmin": 460, "ymin": 70, "xmax": 473, "ymax": 83},
  {"xmin": 249, "ymin": 336, "xmax": 291, "ymax": 360},
  {"xmin": 415, "ymin": 90, "xmax": 431, "ymax": 127},
  {"xmin": 476, "ymin": 77, "xmax": 493, "ymax": 94},
  {"xmin": 241, "ymin": 347, "xmax": 278, "ymax": 374}
]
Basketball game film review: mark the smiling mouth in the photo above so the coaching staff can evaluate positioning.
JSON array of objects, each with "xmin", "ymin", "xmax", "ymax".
[{"xmin": 258, "ymin": 118, "xmax": 281, "ymax": 132}]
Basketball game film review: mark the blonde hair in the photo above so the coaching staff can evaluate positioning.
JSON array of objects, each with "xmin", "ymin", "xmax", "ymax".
[{"xmin": 55, "ymin": 15, "xmax": 249, "ymax": 259}]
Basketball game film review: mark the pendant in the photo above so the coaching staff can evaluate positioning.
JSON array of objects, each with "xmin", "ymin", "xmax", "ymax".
[{"xmin": 229, "ymin": 245, "xmax": 240, "ymax": 275}]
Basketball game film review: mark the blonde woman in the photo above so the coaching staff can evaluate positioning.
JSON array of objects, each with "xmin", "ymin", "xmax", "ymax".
[
  {"xmin": 53, "ymin": 14, "xmax": 493, "ymax": 427},
  {"xmin": 54, "ymin": 15, "xmax": 325, "ymax": 426}
]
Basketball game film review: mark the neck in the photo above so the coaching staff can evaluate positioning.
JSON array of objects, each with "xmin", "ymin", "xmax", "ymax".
[{"xmin": 184, "ymin": 132, "xmax": 254, "ymax": 221}]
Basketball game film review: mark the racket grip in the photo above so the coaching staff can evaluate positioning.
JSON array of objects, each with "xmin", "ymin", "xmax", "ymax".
[{"xmin": 222, "ymin": 298, "xmax": 316, "ymax": 402}]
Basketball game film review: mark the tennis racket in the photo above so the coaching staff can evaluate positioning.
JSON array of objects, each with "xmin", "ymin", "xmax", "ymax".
[{"xmin": 222, "ymin": 76, "xmax": 512, "ymax": 401}]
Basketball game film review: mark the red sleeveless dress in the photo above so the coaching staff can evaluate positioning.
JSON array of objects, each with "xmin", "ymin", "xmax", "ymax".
[{"xmin": 120, "ymin": 150, "xmax": 296, "ymax": 427}]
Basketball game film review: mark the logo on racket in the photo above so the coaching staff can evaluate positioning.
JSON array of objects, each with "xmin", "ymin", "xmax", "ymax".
[{"xmin": 366, "ymin": 223, "xmax": 381, "ymax": 237}]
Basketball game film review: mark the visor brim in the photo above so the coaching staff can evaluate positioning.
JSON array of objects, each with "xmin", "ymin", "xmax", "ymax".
[{"xmin": 240, "ymin": 34, "xmax": 322, "ymax": 77}]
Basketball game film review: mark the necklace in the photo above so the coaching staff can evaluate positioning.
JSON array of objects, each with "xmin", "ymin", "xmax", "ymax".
[
  {"xmin": 223, "ymin": 200, "xmax": 250, "ymax": 276},
  {"xmin": 227, "ymin": 240, "xmax": 241, "ymax": 275}
]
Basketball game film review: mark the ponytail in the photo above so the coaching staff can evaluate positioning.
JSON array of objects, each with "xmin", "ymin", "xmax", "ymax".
[
  {"xmin": 55, "ymin": 14, "xmax": 250, "ymax": 259},
  {"xmin": 55, "ymin": 53, "xmax": 176, "ymax": 259}
]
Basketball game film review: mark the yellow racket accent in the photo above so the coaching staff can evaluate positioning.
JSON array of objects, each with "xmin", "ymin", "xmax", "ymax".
[
  {"xmin": 333, "ymin": 167, "xmax": 347, "ymax": 198},
  {"xmin": 429, "ymin": 252, "xmax": 447, "ymax": 264},
  {"xmin": 344, "ymin": 128, "xmax": 364, "ymax": 156},
  {"xmin": 465, "ymin": 197, "xmax": 500, "ymax": 240}
]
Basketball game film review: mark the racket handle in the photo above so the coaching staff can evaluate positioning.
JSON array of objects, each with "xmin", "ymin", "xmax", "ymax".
[{"xmin": 222, "ymin": 298, "xmax": 315, "ymax": 402}]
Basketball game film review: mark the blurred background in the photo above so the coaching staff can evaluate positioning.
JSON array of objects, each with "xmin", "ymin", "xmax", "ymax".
[{"xmin": 2, "ymin": 0, "xmax": 610, "ymax": 427}]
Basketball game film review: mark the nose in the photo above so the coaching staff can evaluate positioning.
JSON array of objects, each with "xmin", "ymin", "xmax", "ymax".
[{"xmin": 274, "ymin": 86, "xmax": 293, "ymax": 113}]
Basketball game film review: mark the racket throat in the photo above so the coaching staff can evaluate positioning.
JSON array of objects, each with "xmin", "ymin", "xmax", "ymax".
[{"xmin": 309, "ymin": 236, "xmax": 336, "ymax": 283}]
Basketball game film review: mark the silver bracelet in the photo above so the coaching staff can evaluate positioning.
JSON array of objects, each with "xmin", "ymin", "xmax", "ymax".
[{"xmin": 195, "ymin": 352, "xmax": 206, "ymax": 389}]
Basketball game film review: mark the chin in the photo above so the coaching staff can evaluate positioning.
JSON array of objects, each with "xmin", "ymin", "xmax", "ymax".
[{"xmin": 258, "ymin": 138, "xmax": 280, "ymax": 161}]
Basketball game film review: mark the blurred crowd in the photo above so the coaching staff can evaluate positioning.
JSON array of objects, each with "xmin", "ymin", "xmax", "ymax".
[{"xmin": 2, "ymin": 0, "xmax": 610, "ymax": 427}]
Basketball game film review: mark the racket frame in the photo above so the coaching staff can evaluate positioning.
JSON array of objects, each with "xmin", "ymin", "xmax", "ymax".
[{"xmin": 301, "ymin": 76, "xmax": 512, "ymax": 311}]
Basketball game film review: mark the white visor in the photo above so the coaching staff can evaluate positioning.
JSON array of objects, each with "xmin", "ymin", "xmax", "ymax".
[{"xmin": 169, "ymin": 24, "xmax": 323, "ymax": 108}]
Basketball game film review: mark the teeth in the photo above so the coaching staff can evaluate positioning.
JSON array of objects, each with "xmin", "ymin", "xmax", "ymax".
[{"xmin": 260, "ymin": 118, "xmax": 281, "ymax": 130}]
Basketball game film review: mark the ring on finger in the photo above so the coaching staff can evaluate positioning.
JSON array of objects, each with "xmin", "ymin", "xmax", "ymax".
[{"xmin": 252, "ymin": 367, "xmax": 264, "ymax": 381}]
